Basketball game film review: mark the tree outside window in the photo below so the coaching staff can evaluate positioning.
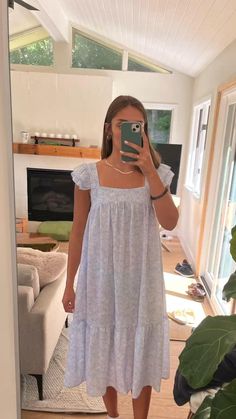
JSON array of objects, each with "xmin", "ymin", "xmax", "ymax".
[
  {"xmin": 145, "ymin": 108, "xmax": 173, "ymax": 144},
  {"xmin": 10, "ymin": 37, "xmax": 53, "ymax": 66},
  {"xmin": 72, "ymin": 31, "xmax": 122, "ymax": 70}
]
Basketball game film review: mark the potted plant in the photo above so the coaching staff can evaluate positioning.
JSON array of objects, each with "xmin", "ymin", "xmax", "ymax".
[{"xmin": 178, "ymin": 225, "xmax": 236, "ymax": 418}]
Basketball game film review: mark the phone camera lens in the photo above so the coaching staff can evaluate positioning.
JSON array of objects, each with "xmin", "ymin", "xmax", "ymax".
[
  {"xmin": 136, "ymin": 125, "xmax": 139, "ymax": 129},
  {"xmin": 132, "ymin": 127, "xmax": 136, "ymax": 132}
]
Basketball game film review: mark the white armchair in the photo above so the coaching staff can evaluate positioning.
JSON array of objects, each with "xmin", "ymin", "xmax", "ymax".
[{"xmin": 17, "ymin": 250, "xmax": 68, "ymax": 400}]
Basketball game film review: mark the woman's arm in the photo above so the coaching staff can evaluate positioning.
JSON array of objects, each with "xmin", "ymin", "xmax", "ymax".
[
  {"xmin": 119, "ymin": 135, "xmax": 179, "ymax": 231},
  {"xmin": 146, "ymin": 168, "xmax": 179, "ymax": 230},
  {"xmin": 65, "ymin": 185, "xmax": 91, "ymax": 290}
]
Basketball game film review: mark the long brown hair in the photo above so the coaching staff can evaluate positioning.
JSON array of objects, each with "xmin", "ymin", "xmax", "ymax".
[{"xmin": 101, "ymin": 95, "xmax": 160, "ymax": 168}]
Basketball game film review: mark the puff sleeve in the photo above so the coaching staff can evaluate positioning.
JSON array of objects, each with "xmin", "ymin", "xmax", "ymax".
[
  {"xmin": 71, "ymin": 164, "xmax": 91, "ymax": 190},
  {"xmin": 157, "ymin": 163, "xmax": 174, "ymax": 188}
]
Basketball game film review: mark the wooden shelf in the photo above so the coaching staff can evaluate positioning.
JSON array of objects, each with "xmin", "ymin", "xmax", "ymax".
[{"xmin": 13, "ymin": 143, "xmax": 101, "ymax": 159}]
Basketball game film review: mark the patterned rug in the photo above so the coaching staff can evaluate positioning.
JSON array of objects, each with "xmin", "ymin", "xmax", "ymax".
[{"xmin": 21, "ymin": 328, "xmax": 106, "ymax": 413}]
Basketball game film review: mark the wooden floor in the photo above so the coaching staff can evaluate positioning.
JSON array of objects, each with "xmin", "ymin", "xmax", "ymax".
[{"xmin": 21, "ymin": 237, "xmax": 211, "ymax": 419}]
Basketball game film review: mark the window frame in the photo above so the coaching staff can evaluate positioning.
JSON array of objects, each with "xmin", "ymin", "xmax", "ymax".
[
  {"xmin": 72, "ymin": 28, "xmax": 171, "ymax": 74},
  {"xmin": 185, "ymin": 98, "xmax": 211, "ymax": 198},
  {"xmin": 143, "ymin": 102, "xmax": 176, "ymax": 144}
]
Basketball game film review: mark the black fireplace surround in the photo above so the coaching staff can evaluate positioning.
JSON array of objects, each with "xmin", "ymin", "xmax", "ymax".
[{"xmin": 27, "ymin": 168, "xmax": 74, "ymax": 221}]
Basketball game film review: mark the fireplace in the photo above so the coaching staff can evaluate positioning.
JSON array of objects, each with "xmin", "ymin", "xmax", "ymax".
[{"xmin": 27, "ymin": 168, "xmax": 74, "ymax": 221}]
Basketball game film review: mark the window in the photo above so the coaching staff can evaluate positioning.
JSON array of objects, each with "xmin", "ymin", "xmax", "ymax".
[
  {"xmin": 144, "ymin": 103, "xmax": 174, "ymax": 144},
  {"xmin": 9, "ymin": 27, "xmax": 53, "ymax": 66},
  {"xmin": 72, "ymin": 29, "xmax": 171, "ymax": 73},
  {"xmin": 186, "ymin": 100, "xmax": 211, "ymax": 196},
  {"xmin": 128, "ymin": 55, "xmax": 169, "ymax": 73},
  {"xmin": 10, "ymin": 37, "xmax": 53, "ymax": 66},
  {"xmin": 72, "ymin": 30, "xmax": 122, "ymax": 70}
]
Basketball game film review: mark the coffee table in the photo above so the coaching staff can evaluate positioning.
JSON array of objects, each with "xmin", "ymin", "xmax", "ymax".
[{"xmin": 16, "ymin": 233, "xmax": 59, "ymax": 252}]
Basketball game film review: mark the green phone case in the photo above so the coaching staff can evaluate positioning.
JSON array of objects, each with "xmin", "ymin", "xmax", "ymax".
[{"xmin": 120, "ymin": 122, "xmax": 143, "ymax": 162}]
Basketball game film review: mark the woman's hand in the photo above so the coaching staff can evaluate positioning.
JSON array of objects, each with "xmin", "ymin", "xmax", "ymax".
[
  {"xmin": 62, "ymin": 286, "xmax": 75, "ymax": 313},
  {"xmin": 120, "ymin": 132, "xmax": 156, "ymax": 177}
]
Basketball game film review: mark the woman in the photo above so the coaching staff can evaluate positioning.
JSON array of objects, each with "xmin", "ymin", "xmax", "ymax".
[{"xmin": 63, "ymin": 95, "xmax": 179, "ymax": 419}]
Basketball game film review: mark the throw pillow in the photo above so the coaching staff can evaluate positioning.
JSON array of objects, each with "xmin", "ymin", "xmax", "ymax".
[
  {"xmin": 17, "ymin": 247, "xmax": 67, "ymax": 289},
  {"xmin": 17, "ymin": 263, "xmax": 40, "ymax": 300},
  {"xmin": 37, "ymin": 221, "xmax": 73, "ymax": 241}
]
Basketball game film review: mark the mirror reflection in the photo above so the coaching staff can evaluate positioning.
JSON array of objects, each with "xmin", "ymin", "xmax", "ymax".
[{"xmin": 8, "ymin": 1, "xmax": 236, "ymax": 418}]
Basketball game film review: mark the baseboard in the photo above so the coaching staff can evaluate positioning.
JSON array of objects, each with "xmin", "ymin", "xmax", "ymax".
[{"xmin": 177, "ymin": 233, "xmax": 195, "ymax": 269}]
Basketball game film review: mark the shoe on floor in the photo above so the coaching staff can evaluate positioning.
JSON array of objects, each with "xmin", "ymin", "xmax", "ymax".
[
  {"xmin": 174, "ymin": 260, "xmax": 194, "ymax": 277},
  {"xmin": 188, "ymin": 282, "xmax": 206, "ymax": 295},
  {"xmin": 168, "ymin": 309, "xmax": 195, "ymax": 325},
  {"xmin": 186, "ymin": 289, "xmax": 205, "ymax": 302}
]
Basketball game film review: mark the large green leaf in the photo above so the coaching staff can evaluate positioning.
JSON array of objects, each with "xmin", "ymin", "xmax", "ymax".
[
  {"xmin": 222, "ymin": 272, "xmax": 236, "ymax": 302},
  {"xmin": 193, "ymin": 380, "xmax": 236, "ymax": 419},
  {"xmin": 210, "ymin": 379, "xmax": 236, "ymax": 418},
  {"xmin": 194, "ymin": 395, "xmax": 213, "ymax": 419},
  {"xmin": 179, "ymin": 315, "xmax": 236, "ymax": 388},
  {"xmin": 230, "ymin": 225, "xmax": 236, "ymax": 262}
]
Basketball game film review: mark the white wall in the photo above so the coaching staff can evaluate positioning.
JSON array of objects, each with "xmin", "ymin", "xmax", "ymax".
[
  {"xmin": 112, "ymin": 70, "xmax": 192, "ymax": 146},
  {"xmin": 12, "ymin": 68, "xmax": 193, "ymax": 211},
  {"xmin": 0, "ymin": 3, "xmax": 20, "ymax": 418},
  {"xmin": 11, "ymin": 71, "xmax": 113, "ymax": 145},
  {"xmin": 11, "ymin": 68, "xmax": 193, "ymax": 148},
  {"xmin": 179, "ymin": 38, "xmax": 236, "ymax": 269}
]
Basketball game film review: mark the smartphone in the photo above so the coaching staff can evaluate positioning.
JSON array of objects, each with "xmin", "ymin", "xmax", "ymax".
[{"xmin": 120, "ymin": 121, "xmax": 143, "ymax": 162}]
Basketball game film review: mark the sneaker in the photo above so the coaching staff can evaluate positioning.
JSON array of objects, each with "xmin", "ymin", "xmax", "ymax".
[{"xmin": 174, "ymin": 260, "xmax": 194, "ymax": 277}]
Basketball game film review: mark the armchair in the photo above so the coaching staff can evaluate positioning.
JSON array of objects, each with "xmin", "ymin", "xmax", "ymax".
[{"xmin": 17, "ymin": 252, "xmax": 68, "ymax": 400}]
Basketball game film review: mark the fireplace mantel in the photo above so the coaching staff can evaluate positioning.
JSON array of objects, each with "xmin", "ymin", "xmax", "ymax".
[{"xmin": 13, "ymin": 143, "xmax": 101, "ymax": 159}]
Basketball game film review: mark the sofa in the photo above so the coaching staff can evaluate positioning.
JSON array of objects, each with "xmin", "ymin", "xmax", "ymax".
[{"xmin": 17, "ymin": 248, "xmax": 68, "ymax": 400}]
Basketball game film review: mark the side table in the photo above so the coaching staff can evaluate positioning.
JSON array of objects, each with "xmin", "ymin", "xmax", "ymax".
[{"xmin": 16, "ymin": 233, "xmax": 59, "ymax": 252}]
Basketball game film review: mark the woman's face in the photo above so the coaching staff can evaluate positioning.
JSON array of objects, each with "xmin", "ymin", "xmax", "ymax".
[{"xmin": 110, "ymin": 105, "xmax": 145, "ymax": 151}]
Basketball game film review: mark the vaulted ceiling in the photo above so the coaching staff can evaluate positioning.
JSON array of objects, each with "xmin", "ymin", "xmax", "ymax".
[{"xmin": 8, "ymin": 0, "xmax": 236, "ymax": 77}]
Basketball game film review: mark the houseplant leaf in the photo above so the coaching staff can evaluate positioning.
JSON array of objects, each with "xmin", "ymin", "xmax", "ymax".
[
  {"xmin": 179, "ymin": 315, "xmax": 236, "ymax": 388},
  {"xmin": 209, "ymin": 378, "xmax": 236, "ymax": 418},
  {"xmin": 194, "ymin": 379, "xmax": 236, "ymax": 419},
  {"xmin": 193, "ymin": 395, "xmax": 213, "ymax": 419},
  {"xmin": 222, "ymin": 271, "xmax": 236, "ymax": 302},
  {"xmin": 230, "ymin": 225, "xmax": 236, "ymax": 262}
]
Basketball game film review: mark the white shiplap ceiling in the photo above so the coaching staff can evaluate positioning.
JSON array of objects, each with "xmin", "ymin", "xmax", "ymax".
[{"xmin": 8, "ymin": 0, "xmax": 236, "ymax": 77}]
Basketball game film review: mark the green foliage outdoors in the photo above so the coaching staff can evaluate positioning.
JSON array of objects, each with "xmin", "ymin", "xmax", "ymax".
[
  {"xmin": 10, "ymin": 38, "xmax": 53, "ymax": 66},
  {"xmin": 147, "ymin": 109, "xmax": 171, "ymax": 143},
  {"xmin": 72, "ymin": 32, "xmax": 122, "ymax": 70},
  {"xmin": 128, "ymin": 58, "xmax": 153, "ymax": 72}
]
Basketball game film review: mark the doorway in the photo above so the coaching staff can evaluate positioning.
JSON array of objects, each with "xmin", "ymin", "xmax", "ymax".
[{"xmin": 204, "ymin": 89, "xmax": 236, "ymax": 314}]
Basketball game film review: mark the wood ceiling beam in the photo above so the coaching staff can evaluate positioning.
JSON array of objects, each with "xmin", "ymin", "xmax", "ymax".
[{"xmin": 30, "ymin": 0, "xmax": 69, "ymax": 42}]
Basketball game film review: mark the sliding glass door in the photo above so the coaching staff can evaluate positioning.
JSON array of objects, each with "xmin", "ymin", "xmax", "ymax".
[{"xmin": 205, "ymin": 94, "xmax": 236, "ymax": 314}]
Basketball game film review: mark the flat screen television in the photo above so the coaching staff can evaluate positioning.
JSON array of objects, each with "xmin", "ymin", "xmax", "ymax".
[
  {"xmin": 27, "ymin": 168, "xmax": 74, "ymax": 221},
  {"xmin": 152, "ymin": 143, "xmax": 182, "ymax": 194}
]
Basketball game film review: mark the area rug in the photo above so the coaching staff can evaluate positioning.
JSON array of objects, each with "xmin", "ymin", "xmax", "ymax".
[
  {"xmin": 21, "ymin": 328, "xmax": 106, "ymax": 413},
  {"xmin": 164, "ymin": 272, "xmax": 207, "ymax": 342}
]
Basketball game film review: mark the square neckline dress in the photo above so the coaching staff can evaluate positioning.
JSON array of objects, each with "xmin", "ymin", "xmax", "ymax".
[{"xmin": 64, "ymin": 161, "xmax": 174, "ymax": 399}]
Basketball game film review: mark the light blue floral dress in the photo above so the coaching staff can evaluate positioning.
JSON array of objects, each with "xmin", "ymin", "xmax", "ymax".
[{"xmin": 64, "ymin": 162, "xmax": 174, "ymax": 399}]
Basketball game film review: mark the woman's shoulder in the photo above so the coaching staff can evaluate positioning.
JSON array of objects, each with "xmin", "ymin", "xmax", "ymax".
[{"xmin": 71, "ymin": 162, "xmax": 96, "ymax": 189}]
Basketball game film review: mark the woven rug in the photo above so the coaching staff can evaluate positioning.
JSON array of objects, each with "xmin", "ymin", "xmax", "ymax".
[{"xmin": 21, "ymin": 328, "xmax": 106, "ymax": 413}]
